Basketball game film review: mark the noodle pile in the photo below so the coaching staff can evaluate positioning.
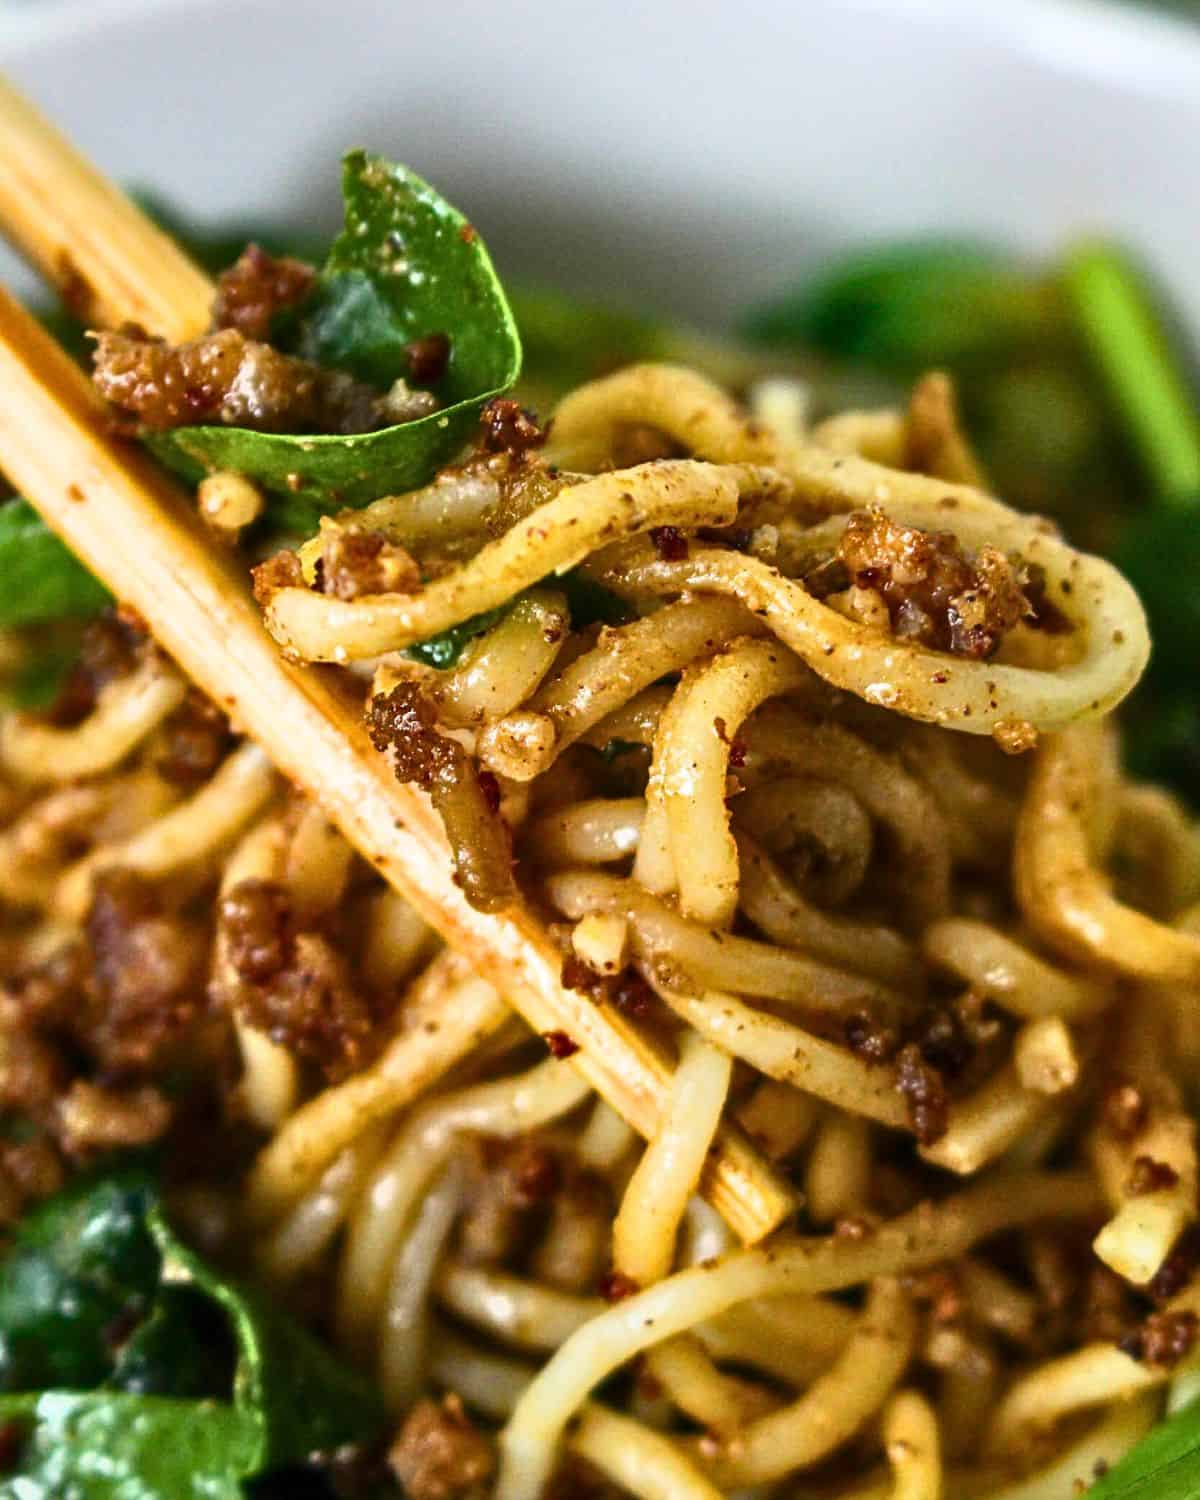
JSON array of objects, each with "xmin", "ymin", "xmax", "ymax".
[{"xmin": 4, "ymin": 362, "xmax": 1200, "ymax": 1499}]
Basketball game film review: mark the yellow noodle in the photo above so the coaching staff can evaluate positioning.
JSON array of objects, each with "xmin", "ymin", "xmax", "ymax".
[
  {"xmin": 922, "ymin": 918, "xmax": 1110, "ymax": 1021},
  {"xmin": 495, "ymin": 1169, "xmax": 1101, "ymax": 1499},
  {"xmin": 613, "ymin": 1032, "xmax": 732, "ymax": 1286},
  {"xmin": 805, "ymin": 1111, "xmax": 872, "ymax": 1225},
  {"xmin": 267, "ymin": 461, "xmax": 760, "ymax": 661},
  {"xmin": 0, "ymin": 654, "xmax": 186, "ymax": 783},
  {"xmin": 734, "ymin": 1077, "xmax": 820, "ymax": 1161},
  {"xmin": 245, "ymin": 953, "xmax": 508, "ymax": 1222},
  {"xmin": 548, "ymin": 871, "xmax": 904, "ymax": 1019},
  {"xmin": 659, "ymin": 985, "xmax": 910, "ymax": 1128},
  {"xmin": 525, "ymin": 798, "xmax": 644, "ymax": 866},
  {"xmin": 701, "ymin": 1277, "xmax": 917, "ymax": 1488},
  {"xmin": 56, "ymin": 741, "xmax": 277, "ymax": 921},
  {"xmin": 434, "ymin": 1260, "xmax": 605, "ymax": 1352},
  {"xmin": 1016, "ymin": 724, "xmax": 1200, "ymax": 981},
  {"xmin": 434, "ymin": 588, "xmax": 569, "ymax": 727},
  {"xmin": 883, "ymin": 1389, "xmax": 943, "ymax": 1500},
  {"xmin": 428, "ymin": 1323, "xmax": 534, "ymax": 1419},
  {"xmin": 568, "ymin": 1402, "xmax": 726, "ymax": 1500},
  {"xmin": 643, "ymin": 1332, "xmax": 779, "ymax": 1433}
]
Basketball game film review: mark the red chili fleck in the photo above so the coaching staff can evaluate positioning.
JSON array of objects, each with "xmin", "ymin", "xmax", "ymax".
[
  {"xmin": 598, "ymin": 1270, "xmax": 640, "ymax": 1302},
  {"xmin": 650, "ymin": 525, "xmax": 689, "ymax": 561},
  {"xmin": 543, "ymin": 1030, "xmax": 580, "ymax": 1059}
]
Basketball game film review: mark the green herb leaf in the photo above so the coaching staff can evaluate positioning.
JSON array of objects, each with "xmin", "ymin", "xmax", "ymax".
[
  {"xmin": 0, "ymin": 1168, "xmax": 385, "ymax": 1496},
  {"xmin": 404, "ymin": 604, "xmax": 509, "ymax": 669},
  {"xmin": 559, "ymin": 569, "xmax": 634, "ymax": 629},
  {"xmin": 1061, "ymin": 243, "xmax": 1200, "ymax": 506},
  {"xmin": 742, "ymin": 239, "xmax": 1057, "ymax": 371},
  {"xmin": 1087, "ymin": 1393, "xmax": 1200, "ymax": 1499},
  {"xmin": 0, "ymin": 499, "xmax": 110, "ymax": 630},
  {"xmin": 0, "ymin": 1391, "xmax": 259, "ymax": 1500},
  {"xmin": 145, "ymin": 1204, "xmax": 384, "ymax": 1465},
  {"xmin": 149, "ymin": 152, "xmax": 521, "ymax": 515},
  {"xmin": 0, "ymin": 1166, "xmax": 160, "ymax": 1394}
]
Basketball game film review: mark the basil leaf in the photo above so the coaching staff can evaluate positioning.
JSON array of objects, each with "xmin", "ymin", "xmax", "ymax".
[
  {"xmin": 0, "ymin": 1391, "xmax": 259, "ymax": 1500},
  {"xmin": 149, "ymin": 152, "xmax": 521, "ymax": 514},
  {"xmin": 1088, "ymin": 1393, "xmax": 1200, "ymax": 1499},
  {"xmin": 743, "ymin": 240, "xmax": 1058, "ymax": 371},
  {"xmin": 559, "ymin": 570, "xmax": 634, "ymax": 628},
  {"xmin": 0, "ymin": 499, "xmax": 110, "ymax": 630},
  {"xmin": 405, "ymin": 604, "xmax": 508, "ymax": 669},
  {"xmin": 0, "ymin": 1166, "xmax": 160, "ymax": 1393},
  {"xmin": 146, "ymin": 1204, "xmax": 384, "ymax": 1465},
  {"xmin": 0, "ymin": 1168, "xmax": 385, "ymax": 1495}
]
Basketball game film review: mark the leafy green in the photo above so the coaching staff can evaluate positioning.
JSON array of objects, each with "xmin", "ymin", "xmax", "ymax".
[
  {"xmin": 1087, "ymin": 1393, "xmax": 1200, "ymax": 1499},
  {"xmin": 558, "ymin": 570, "xmax": 634, "ymax": 629},
  {"xmin": 404, "ymin": 604, "xmax": 508, "ymax": 670},
  {"xmin": 1061, "ymin": 244, "xmax": 1200, "ymax": 505},
  {"xmin": 742, "ymin": 239, "xmax": 1059, "ymax": 371},
  {"xmin": 0, "ymin": 1167, "xmax": 385, "ymax": 1498},
  {"xmin": 148, "ymin": 152, "xmax": 521, "ymax": 514},
  {"xmin": 0, "ymin": 1167, "xmax": 160, "ymax": 1393},
  {"xmin": 0, "ymin": 499, "xmax": 110, "ymax": 630}
]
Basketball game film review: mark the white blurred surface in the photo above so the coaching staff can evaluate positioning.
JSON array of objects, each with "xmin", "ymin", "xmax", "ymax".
[{"xmin": 1, "ymin": 0, "xmax": 1199, "ymax": 328}]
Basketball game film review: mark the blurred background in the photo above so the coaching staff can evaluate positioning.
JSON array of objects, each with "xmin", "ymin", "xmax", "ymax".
[{"xmin": 1, "ymin": 0, "xmax": 1199, "ymax": 795}]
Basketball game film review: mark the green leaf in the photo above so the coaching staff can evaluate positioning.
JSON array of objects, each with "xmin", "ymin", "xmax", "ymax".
[
  {"xmin": 1114, "ymin": 506, "xmax": 1200, "ymax": 683},
  {"xmin": 558, "ymin": 569, "xmax": 634, "ymax": 628},
  {"xmin": 0, "ymin": 499, "xmax": 110, "ymax": 630},
  {"xmin": 0, "ymin": 1165, "xmax": 160, "ymax": 1393},
  {"xmin": 405, "ymin": 604, "xmax": 508, "ymax": 669},
  {"xmin": 1061, "ymin": 243, "xmax": 1200, "ymax": 506},
  {"xmin": 148, "ymin": 152, "xmax": 521, "ymax": 515},
  {"xmin": 146, "ymin": 1205, "xmax": 384, "ymax": 1466},
  {"xmin": 742, "ymin": 239, "xmax": 1058, "ymax": 371},
  {"xmin": 0, "ymin": 1168, "xmax": 385, "ymax": 1496},
  {"xmin": 1087, "ymin": 1393, "xmax": 1200, "ymax": 1499},
  {"xmin": 0, "ymin": 1391, "xmax": 259, "ymax": 1500}
]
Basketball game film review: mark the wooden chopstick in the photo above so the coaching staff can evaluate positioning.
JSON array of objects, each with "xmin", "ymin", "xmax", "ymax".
[
  {"xmin": 0, "ymin": 79, "xmax": 211, "ymax": 341},
  {"xmin": 0, "ymin": 82, "xmax": 793, "ymax": 1242}
]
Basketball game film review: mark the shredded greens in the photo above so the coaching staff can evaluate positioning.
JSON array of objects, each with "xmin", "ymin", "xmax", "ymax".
[
  {"xmin": 148, "ymin": 152, "xmax": 521, "ymax": 520},
  {"xmin": 0, "ymin": 1166, "xmax": 385, "ymax": 1498}
]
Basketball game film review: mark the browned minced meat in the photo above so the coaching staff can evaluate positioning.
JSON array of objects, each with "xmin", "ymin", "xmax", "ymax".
[
  {"xmin": 844, "ymin": 1011, "xmax": 899, "ymax": 1065},
  {"xmin": 85, "ymin": 868, "xmax": 207, "ymax": 1073},
  {"xmin": 219, "ymin": 880, "xmax": 374, "ymax": 1081},
  {"xmin": 367, "ymin": 682, "xmax": 516, "ymax": 913},
  {"xmin": 0, "ymin": 1136, "xmax": 64, "ymax": 1227},
  {"xmin": 55, "ymin": 1080, "xmax": 172, "ymax": 1157},
  {"xmin": 650, "ymin": 524, "xmax": 689, "ymax": 561},
  {"xmin": 457, "ymin": 1136, "xmax": 562, "ymax": 1267},
  {"xmin": 251, "ymin": 549, "xmax": 305, "ymax": 607},
  {"xmin": 895, "ymin": 1042, "xmax": 949, "ymax": 1145},
  {"xmin": 220, "ymin": 878, "xmax": 291, "ymax": 983},
  {"xmin": 478, "ymin": 397, "xmax": 546, "ymax": 456},
  {"xmin": 1126, "ymin": 1155, "xmax": 1180, "ymax": 1196},
  {"xmin": 835, "ymin": 507, "xmax": 1031, "ymax": 659},
  {"xmin": 560, "ymin": 954, "xmax": 655, "ymax": 1019},
  {"xmin": 212, "ymin": 244, "xmax": 316, "ymax": 341},
  {"xmin": 1120, "ymin": 1309, "xmax": 1200, "ymax": 1369},
  {"xmin": 388, "ymin": 1395, "xmax": 495, "ymax": 1500},
  {"xmin": 1150, "ymin": 1225, "xmax": 1200, "ymax": 1302},
  {"xmin": 319, "ymin": 528, "xmax": 422, "ymax": 601},
  {"xmin": 92, "ymin": 326, "xmax": 426, "ymax": 437},
  {"xmin": 156, "ymin": 691, "xmax": 233, "ymax": 787},
  {"xmin": 45, "ymin": 611, "xmax": 150, "ymax": 726},
  {"xmin": 405, "ymin": 332, "xmax": 452, "ymax": 386}
]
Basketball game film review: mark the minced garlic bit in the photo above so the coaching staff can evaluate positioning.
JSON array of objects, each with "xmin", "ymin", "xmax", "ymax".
[
  {"xmin": 198, "ymin": 471, "xmax": 265, "ymax": 535},
  {"xmin": 1014, "ymin": 1016, "xmax": 1079, "ymax": 1095},
  {"xmin": 572, "ymin": 913, "xmax": 630, "ymax": 976}
]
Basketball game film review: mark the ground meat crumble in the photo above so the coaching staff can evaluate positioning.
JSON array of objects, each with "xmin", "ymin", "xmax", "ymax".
[
  {"xmin": 832, "ymin": 507, "xmax": 1032, "ymax": 659},
  {"xmin": 388, "ymin": 1394, "xmax": 495, "ymax": 1500},
  {"xmin": 1119, "ymin": 1309, "xmax": 1199, "ymax": 1369},
  {"xmin": 212, "ymin": 244, "xmax": 316, "ymax": 341},
  {"xmin": 318, "ymin": 527, "xmax": 421, "ymax": 601},
  {"xmin": 217, "ymin": 878, "xmax": 374, "ymax": 1081}
]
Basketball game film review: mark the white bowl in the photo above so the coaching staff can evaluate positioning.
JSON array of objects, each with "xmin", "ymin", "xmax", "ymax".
[{"xmin": 2, "ymin": 0, "xmax": 1200, "ymax": 333}]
